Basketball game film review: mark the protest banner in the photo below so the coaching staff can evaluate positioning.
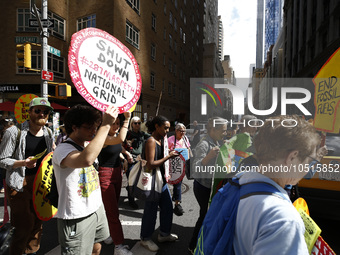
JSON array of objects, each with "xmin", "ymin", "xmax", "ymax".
[
  {"xmin": 313, "ymin": 47, "xmax": 340, "ymax": 133},
  {"xmin": 168, "ymin": 148, "xmax": 187, "ymax": 185},
  {"xmin": 33, "ymin": 152, "xmax": 57, "ymax": 221},
  {"xmin": 14, "ymin": 94, "xmax": 38, "ymax": 123},
  {"xmin": 68, "ymin": 28, "xmax": 142, "ymax": 113}
]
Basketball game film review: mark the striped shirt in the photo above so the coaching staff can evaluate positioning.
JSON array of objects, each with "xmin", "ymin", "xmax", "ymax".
[{"xmin": 0, "ymin": 121, "xmax": 54, "ymax": 191}]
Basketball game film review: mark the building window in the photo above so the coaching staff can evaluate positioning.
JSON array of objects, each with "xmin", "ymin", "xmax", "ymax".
[
  {"xmin": 17, "ymin": 51, "xmax": 64, "ymax": 78},
  {"xmin": 175, "ymin": 0, "xmax": 178, "ymax": 9},
  {"xmin": 180, "ymin": 27, "xmax": 183, "ymax": 39},
  {"xmin": 164, "ymin": 3, "xmax": 167, "ymax": 14},
  {"xmin": 152, "ymin": 13, "xmax": 156, "ymax": 31},
  {"xmin": 17, "ymin": 9, "xmax": 65, "ymax": 40},
  {"xmin": 17, "ymin": 9, "xmax": 38, "ymax": 32},
  {"xmin": 174, "ymin": 41, "xmax": 177, "ymax": 54},
  {"xmin": 174, "ymin": 18, "xmax": 177, "ymax": 32},
  {"xmin": 180, "ymin": 9, "xmax": 183, "ymax": 19},
  {"xmin": 163, "ymin": 54, "xmax": 166, "ymax": 66},
  {"xmin": 168, "ymin": 82, "xmax": 172, "ymax": 96},
  {"xmin": 77, "ymin": 14, "xmax": 96, "ymax": 31},
  {"xmin": 162, "ymin": 79, "xmax": 166, "ymax": 92},
  {"xmin": 196, "ymin": 24, "xmax": 199, "ymax": 33},
  {"xmin": 173, "ymin": 84, "xmax": 176, "ymax": 97},
  {"xmin": 184, "ymin": 15, "xmax": 187, "ymax": 25},
  {"xmin": 150, "ymin": 72, "xmax": 155, "ymax": 90},
  {"xmin": 183, "ymin": 33, "xmax": 186, "ymax": 44},
  {"xmin": 49, "ymin": 12, "xmax": 65, "ymax": 40},
  {"xmin": 169, "ymin": 59, "xmax": 172, "ymax": 73},
  {"xmin": 169, "ymin": 34, "xmax": 173, "ymax": 48},
  {"xmin": 174, "ymin": 63, "xmax": 177, "ymax": 76},
  {"xmin": 169, "ymin": 11, "xmax": 173, "ymax": 25},
  {"xmin": 126, "ymin": 20, "xmax": 139, "ymax": 49},
  {"xmin": 126, "ymin": 0, "xmax": 140, "ymax": 14},
  {"xmin": 151, "ymin": 44, "xmax": 156, "ymax": 61},
  {"xmin": 48, "ymin": 54, "xmax": 65, "ymax": 78}
]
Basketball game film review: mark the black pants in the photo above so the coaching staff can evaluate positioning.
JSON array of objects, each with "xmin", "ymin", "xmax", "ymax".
[{"xmin": 189, "ymin": 180, "xmax": 211, "ymax": 250}]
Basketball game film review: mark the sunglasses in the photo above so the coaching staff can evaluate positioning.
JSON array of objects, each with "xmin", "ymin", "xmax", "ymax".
[
  {"xmin": 34, "ymin": 109, "xmax": 50, "ymax": 115},
  {"xmin": 177, "ymin": 130, "xmax": 186, "ymax": 133},
  {"xmin": 134, "ymin": 122, "xmax": 141, "ymax": 125}
]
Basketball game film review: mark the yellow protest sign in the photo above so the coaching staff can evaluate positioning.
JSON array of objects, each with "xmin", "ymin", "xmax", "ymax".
[
  {"xmin": 293, "ymin": 197, "xmax": 309, "ymax": 216},
  {"xmin": 33, "ymin": 152, "xmax": 58, "ymax": 221},
  {"xmin": 299, "ymin": 209, "xmax": 321, "ymax": 254},
  {"xmin": 313, "ymin": 47, "xmax": 340, "ymax": 133},
  {"xmin": 14, "ymin": 94, "xmax": 38, "ymax": 124}
]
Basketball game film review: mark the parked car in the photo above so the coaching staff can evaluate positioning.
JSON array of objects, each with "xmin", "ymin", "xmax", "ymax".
[{"xmin": 298, "ymin": 133, "xmax": 340, "ymax": 220}]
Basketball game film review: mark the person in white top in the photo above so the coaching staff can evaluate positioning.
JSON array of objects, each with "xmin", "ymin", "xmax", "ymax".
[{"xmin": 52, "ymin": 104, "xmax": 118, "ymax": 255}]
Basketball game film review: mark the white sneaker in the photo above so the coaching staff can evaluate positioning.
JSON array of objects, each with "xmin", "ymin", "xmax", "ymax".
[
  {"xmin": 115, "ymin": 245, "xmax": 133, "ymax": 255},
  {"xmin": 140, "ymin": 239, "xmax": 159, "ymax": 252},
  {"xmin": 157, "ymin": 233, "xmax": 178, "ymax": 243},
  {"xmin": 104, "ymin": 236, "xmax": 113, "ymax": 245}
]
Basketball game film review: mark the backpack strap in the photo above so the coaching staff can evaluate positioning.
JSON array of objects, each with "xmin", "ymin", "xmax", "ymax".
[
  {"xmin": 240, "ymin": 181, "xmax": 289, "ymax": 202},
  {"xmin": 62, "ymin": 140, "xmax": 84, "ymax": 151}
]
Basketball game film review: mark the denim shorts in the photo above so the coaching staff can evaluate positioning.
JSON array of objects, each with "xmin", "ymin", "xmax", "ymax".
[{"xmin": 57, "ymin": 205, "xmax": 109, "ymax": 255}]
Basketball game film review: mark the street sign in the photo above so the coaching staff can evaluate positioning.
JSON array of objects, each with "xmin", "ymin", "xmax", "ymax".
[
  {"xmin": 15, "ymin": 36, "xmax": 40, "ymax": 44},
  {"xmin": 29, "ymin": 19, "xmax": 54, "ymax": 28},
  {"xmin": 41, "ymin": 70, "xmax": 54, "ymax": 81},
  {"xmin": 30, "ymin": 0, "xmax": 41, "ymax": 18},
  {"xmin": 47, "ymin": 45, "xmax": 61, "ymax": 57}
]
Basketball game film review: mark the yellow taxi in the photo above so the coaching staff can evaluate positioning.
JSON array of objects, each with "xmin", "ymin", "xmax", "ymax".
[{"xmin": 298, "ymin": 133, "xmax": 340, "ymax": 219}]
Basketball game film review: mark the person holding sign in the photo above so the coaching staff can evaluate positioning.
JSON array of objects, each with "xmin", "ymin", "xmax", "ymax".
[
  {"xmin": 97, "ymin": 112, "xmax": 133, "ymax": 255},
  {"xmin": 52, "ymin": 104, "xmax": 119, "ymax": 255},
  {"xmin": 0, "ymin": 97, "xmax": 55, "ymax": 255},
  {"xmin": 167, "ymin": 123, "xmax": 191, "ymax": 216},
  {"xmin": 140, "ymin": 116, "xmax": 181, "ymax": 252}
]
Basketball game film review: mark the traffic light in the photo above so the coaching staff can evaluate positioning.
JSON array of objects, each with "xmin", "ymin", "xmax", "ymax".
[
  {"xmin": 56, "ymin": 83, "xmax": 72, "ymax": 98},
  {"xmin": 16, "ymin": 43, "xmax": 31, "ymax": 69}
]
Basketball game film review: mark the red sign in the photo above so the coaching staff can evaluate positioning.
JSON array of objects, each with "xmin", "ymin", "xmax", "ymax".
[
  {"xmin": 312, "ymin": 236, "xmax": 336, "ymax": 255},
  {"xmin": 41, "ymin": 70, "xmax": 54, "ymax": 81},
  {"xmin": 68, "ymin": 28, "xmax": 142, "ymax": 113}
]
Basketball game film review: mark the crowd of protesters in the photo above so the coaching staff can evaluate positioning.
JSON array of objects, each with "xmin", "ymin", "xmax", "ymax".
[{"xmin": 0, "ymin": 98, "xmax": 329, "ymax": 254}]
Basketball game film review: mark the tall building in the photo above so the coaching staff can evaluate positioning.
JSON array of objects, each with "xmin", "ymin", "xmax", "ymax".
[
  {"xmin": 218, "ymin": 15, "xmax": 224, "ymax": 60},
  {"xmin": 0, "ymin": 0, "xmax": 205, "ymax": 124},
  {"xmin": 256, "ymin": 0, "xmax": 283, "ymax": 67},
  {"xmin": 263, "ymin": 0, "xmax": 283, "ymax": 62},
  {"xmin": 256, "ymin": 0, "xmax": 264, "ymax": 68},
  {"xmin": 203, "ymin": 0, "xmax": 218, "ymax": 46}
]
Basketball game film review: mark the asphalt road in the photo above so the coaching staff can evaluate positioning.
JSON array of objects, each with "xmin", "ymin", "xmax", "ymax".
[{"xmin": 0, "ymin": 176, "xmax": 339, "ymax": 255}]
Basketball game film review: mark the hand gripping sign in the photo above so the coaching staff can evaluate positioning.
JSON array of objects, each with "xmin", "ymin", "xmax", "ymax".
[{"xmin": 68, "ymin": 28, "xmax": 142, "ymax": 113}]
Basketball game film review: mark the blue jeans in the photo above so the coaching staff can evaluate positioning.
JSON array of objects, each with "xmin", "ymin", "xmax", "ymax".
[
  {"xmin": 141, "ymin": 184, "xmax": 173, "ymax": 239},
  {"xmin": 172, "ymin": 181, "xmax": 182, "ymax": 202}
]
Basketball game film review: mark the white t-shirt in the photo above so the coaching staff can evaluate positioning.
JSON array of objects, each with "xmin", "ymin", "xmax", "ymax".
[{"xmin": 52, "ymin": 140, "xmax": 102, "ymax": 219}]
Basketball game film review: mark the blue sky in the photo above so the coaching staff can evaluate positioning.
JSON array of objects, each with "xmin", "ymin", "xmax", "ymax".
[{"xmin": 218, "ymin": 0, "xmax": 257, "ymax": 79}]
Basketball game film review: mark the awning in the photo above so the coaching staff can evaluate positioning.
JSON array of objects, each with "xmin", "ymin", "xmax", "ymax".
[
  {"xmin": 0, "ymin": 101, "xmax": 15, "ymax": 112},
  {"xmin": 51, "ymin": 102, "xmax": 69, "ymax": 111}
]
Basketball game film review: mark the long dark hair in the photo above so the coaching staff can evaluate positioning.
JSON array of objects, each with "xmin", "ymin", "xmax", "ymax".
[{"xmin": 146, "ymin": 115, "xmax": 169, "ymax": 133}]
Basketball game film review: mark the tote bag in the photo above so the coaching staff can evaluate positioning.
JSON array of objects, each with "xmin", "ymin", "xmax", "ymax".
[{"xmin": 128, "ymin": 160, "xmax": 163, "ymax": 202}]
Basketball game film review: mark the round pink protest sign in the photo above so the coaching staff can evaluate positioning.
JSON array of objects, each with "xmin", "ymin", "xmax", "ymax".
[{"xmin": 68, "ymin": 28, "xmax": 142, "ymax": 113}]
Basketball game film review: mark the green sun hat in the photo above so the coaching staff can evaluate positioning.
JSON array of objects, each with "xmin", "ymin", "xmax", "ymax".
[{"xmin": 29, "ymin": 97, "xmax": 53, "ymax": 110}]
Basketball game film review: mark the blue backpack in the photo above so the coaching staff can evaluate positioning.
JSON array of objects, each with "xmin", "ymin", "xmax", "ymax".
[{"xmin": 195, "ymin": 176, "xmax": 289, "ymax": 255}]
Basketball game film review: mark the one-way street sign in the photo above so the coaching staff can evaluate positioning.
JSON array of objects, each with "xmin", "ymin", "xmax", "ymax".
[{"xmin": 29, "ymin": 18, "xmax": 54, "ymax": 28}]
